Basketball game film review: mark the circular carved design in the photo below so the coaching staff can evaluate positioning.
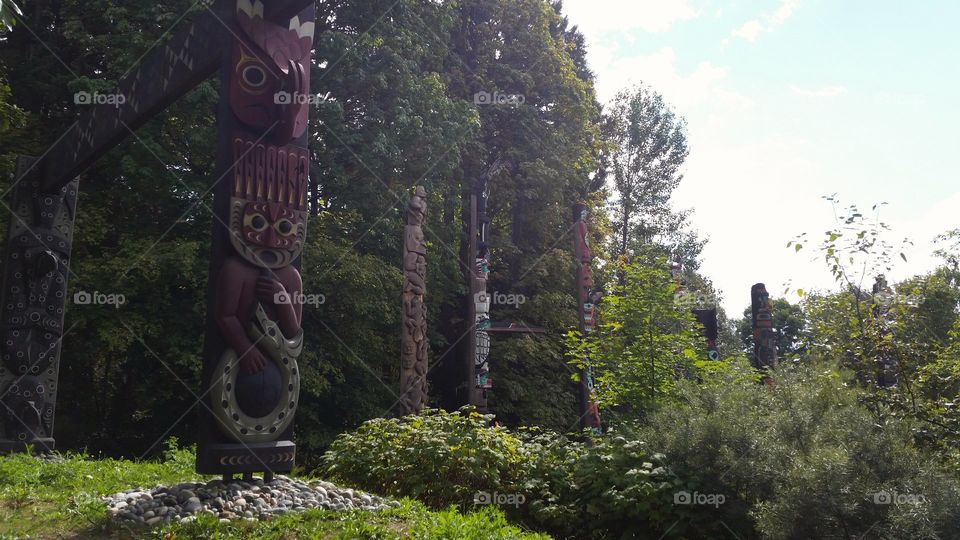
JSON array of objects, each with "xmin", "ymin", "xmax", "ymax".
[{"xmin": 211, "ymin": 304, "xmax": 302, "ymax": 443}]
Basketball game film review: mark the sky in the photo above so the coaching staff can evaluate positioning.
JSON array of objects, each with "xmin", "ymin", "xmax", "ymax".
[{"xmin": 560, "ymin": 0, "xmax": 960, "ymax": 316}]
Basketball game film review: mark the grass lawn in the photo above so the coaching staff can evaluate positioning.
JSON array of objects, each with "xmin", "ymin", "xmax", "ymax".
[{"xmin": 0, "ymin": 443, "xmax": 548, "ymax": 539}]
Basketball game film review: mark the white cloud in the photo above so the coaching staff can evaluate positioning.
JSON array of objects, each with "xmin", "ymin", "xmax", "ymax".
[
  {"xmin": 561, "ymin": 0, "xmax": 698, "ymax": 35},
  {"xmin": 592, "ymin": 46, "xmax": 751, "ymax": 111},
  {"xmin": 731, "ymin": 0, "xmax": 800, "ymax": 42},
  {"xmin": 790, "ymin": 85, "xmax": 847, "ymax": 97},
  {"xmin": 732, "ymin": 20, "xmax": 764, "ymax": 41}
]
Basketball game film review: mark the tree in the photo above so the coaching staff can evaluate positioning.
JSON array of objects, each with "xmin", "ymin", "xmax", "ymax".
[
  {"xmin": 568, "ymin": 255, "xmax": 708, "ymax": 418},
  {"xmin": 603, "ymin": 84, "xmax": 701, "ymax": 270}
]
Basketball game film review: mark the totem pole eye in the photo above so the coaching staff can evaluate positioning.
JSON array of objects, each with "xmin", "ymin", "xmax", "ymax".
[
  {"xmin": 241, "ymin": 65, "xmax": 267, "ymax": 88},
  {"xmin": 275, "ymin": 219, "xmax": 294, "ymax": 235},
  {"xmin": 246, "ymin": 214, "xmax": 268, "ymax": 232}
]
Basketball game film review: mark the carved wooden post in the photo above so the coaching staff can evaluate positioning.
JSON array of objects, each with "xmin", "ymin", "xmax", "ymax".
[
  {"xmin": 398, "ymin": 187, "xmax": 428, "ymax": 415},
  {"xmin": 751, "ymin": 283, "xmax": 777, "ymax": 375},
  {"xmin": 871, "ymin": 276, "xmax": 897, "ymax": 387},
  {"xmin": 196, "ymin": 0, "xmax": 315, "ymax": 478},
  {"xmin": 467, "ymin": 191, "xmax": 492, "ymax": 412},
  {"xmin": 0, "ymin": 158, "xmax": 78, "ymax": 452},
  {"xmin": 0, "ymin": 0, "xmax": 315, "ymax": 456},
  {"xmin": 572, "ymin": 203, "xmax": 601, "ymax": 432},
  {"xmin": 692, "ymin": 308, "xmax": 720, "ymax": 361}
]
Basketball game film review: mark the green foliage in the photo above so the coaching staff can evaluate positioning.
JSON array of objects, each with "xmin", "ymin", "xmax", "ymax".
[
  {"xmin": 568, "ymin": 258, "xmax": 712, "ymax": 417},
  {"xmin": 320, "ymin": 407, "xmax": 694, "ymax": 539},
  {"xmin": 604, "ymin": 84, "xmax": 702, "ymax": 268},
  {"xmin": 0, "ymin": 0, "xmax": 21, "ymax": 32},
  {"xmin": 633, "ymin": 363, "xmax": 960, "ymax": 539},
  {"xmin": 320, "ymin": 409, "xmax": 530, "ymax": 508},
  {"xmin": 160, "ymin": 501, "xmax": 547, "ymax": 540}
]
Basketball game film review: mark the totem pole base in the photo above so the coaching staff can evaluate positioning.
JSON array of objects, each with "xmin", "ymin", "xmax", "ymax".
[
  {"xmin": 0, "ymin": 438, "xmax": 55, "ymax": 454},
  {"xmin": 196, "ymin": 440, "xmax": 295, "ymax": 475}
]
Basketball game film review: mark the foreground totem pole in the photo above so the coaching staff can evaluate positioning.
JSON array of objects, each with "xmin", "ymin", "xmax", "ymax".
[
  {"xmin": 0, "ymin": 159, "xmax": 78, "ymax": 451},
  {"xmin": 397, "ymin": 187, "xmax": 428, "ymax": 415},
  {"xmin": 572, "ymin": 203, "xmax": 601, "ymax": 433},
  {"xmin": 197, "ymin": 0, "xmax": 315, "ymax": 478},
  {"xmin": 0, "ymin": 0, "xmax": 316, "ymax": 458},
  {"xmin": 750, "ymin": 283, "xmax": 778, "ymax": 378}
]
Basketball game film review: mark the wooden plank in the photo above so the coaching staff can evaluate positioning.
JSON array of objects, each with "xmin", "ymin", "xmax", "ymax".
[{"xmin": 37, "ymin": 0, "xmax": 315, "ymax": 192}]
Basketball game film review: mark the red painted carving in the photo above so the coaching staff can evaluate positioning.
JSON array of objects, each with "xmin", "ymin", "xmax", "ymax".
[
  {"xmin": 573, "ymin": 203, "xmax": 602, "ymax": 432},
  {"xmin": 217, "ymin": 1, "xmax": 312, "ymax": 377},
  {"xmin": 231, "ymin": 0, "xmax": 313, "ymax": 143}
]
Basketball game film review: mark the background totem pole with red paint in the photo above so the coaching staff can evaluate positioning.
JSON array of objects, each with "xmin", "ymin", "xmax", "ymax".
[{"xmin": 572, "ymin": 203, "xmax": 601, "ymax": 432}]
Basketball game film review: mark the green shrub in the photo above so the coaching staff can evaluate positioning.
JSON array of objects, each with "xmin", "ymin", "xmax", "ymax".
[
  {"xmin": 320, "ymin": 408, "xmax": 529, "ymax": 508},
  {"xmin": 320, "ymin": 408, "xmax": 687, "ymax": 539},
  {"xmin": 633, "ymin": 362, "xmax": 960, "ymax": 539}
]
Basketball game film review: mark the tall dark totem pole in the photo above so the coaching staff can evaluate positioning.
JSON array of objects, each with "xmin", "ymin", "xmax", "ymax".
[
  {"xmin": 466, "ymin": 186, "xmax": 492, "ymax": 412},
  {"xmin": 197, "ymin": 0, "xmax": 315, "ymax": 478},
  {"xmin": 750, "ymin": 283, "xmax": 778, "ymax": 381},
  {"xmin": 0, "ymin": 158, "xmax": 77, "ymax": 451},
  {"xmin": 0, "ymin": 0, "xmax": 316, "ymax": 468},
  {"xmin": 572, "ymin": 203, "xmax": 601, "ymax": 433}
]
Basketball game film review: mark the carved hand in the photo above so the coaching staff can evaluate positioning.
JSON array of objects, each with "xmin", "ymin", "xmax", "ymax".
[
  {"xmin": 238, "ymin": 346, "xmax": 268, "ymax": 374},
  {"xmin": 256, "ymin": 276, "xmax": 288, "ymax": 305}
]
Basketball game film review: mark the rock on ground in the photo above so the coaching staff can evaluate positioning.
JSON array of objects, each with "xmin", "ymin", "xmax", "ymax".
[{"xmin": 104, "ymin": 476, "xmax": 399, "ymax": 526}]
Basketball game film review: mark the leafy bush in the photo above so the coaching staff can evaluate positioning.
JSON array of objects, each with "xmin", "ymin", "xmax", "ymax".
[
  {"xmin": 633, "ymin": 362, "xmax": 960, "ymax": 539},
  {"xmin": 320, "ymin": 408, "xmax": 530, "ymax": 508},
  {"xmin": 321, "ymin": 408, "xmax": 687, "ymax": 539}
]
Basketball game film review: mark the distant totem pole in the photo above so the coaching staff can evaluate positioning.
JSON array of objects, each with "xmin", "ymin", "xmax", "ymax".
[
  {"xmin": 0, "ymin": 158, "xmax": 77, "ymax": 452},
  {"xmin": 197, "ymin": 0, "xmax": 315, "ymax": 477},
  {"xmin": 398, "ymin": 187, "xmax": 428, "ymax": 415},
  {"xmin": 467, "ymin": 188, "xmax": 493, "ymax": 412},
  {"xmin": 671, "ymin": 263, "xmax": 720, "ymax": 363},
  {"xmin": 871, "ymin": 276, "xmax": 898, "ymax": 387},
  {"xmin": 750, "ymin": 283, "xmax": 778, "ymax": 374},
  {"xmin": 692, "ymin": 309, "xmax": 720, "ymax": 361},
  {"xmin": 572, "ymin": 203, "xmax": 602, "ymax": 432}
]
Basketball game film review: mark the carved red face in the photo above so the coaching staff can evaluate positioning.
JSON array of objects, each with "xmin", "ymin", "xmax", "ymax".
[
  {"xmin": 241, "ymin": 202, "xmax": 300, "ymax": 249},
  {"xmin": 229, "ymin": 199, "xmax": 306, "ymax": 269},
  {"xmin": 230, "ymin": 0, "xmax": 313, "ymax": 143}
]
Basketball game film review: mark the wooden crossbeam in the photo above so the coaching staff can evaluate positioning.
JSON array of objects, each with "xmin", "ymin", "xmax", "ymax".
[
  {"xmin": 487, "ymin": 322, "xmax": 547, "ymax": 334},
  {"xmin": 34, "ymin": 0, "xmax": 314, "ymax": 192}
]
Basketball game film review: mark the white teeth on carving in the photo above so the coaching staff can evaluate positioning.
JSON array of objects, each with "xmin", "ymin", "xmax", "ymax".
[
  {"xmin": 237, "ymin": 0, "xmax": 263, "ymax": 17},
  {"xmin": 299, "ymin": 22, "xmax": 315, "ymax": 40},
  {"xmin": 288, "ymin": 16, "xmax": 315, "ymax": 40}
]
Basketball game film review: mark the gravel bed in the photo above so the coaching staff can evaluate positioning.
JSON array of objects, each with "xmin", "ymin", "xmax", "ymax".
[{"xmin": 104, "ymin": 476, "xmax": 397, "ymax": 526}]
